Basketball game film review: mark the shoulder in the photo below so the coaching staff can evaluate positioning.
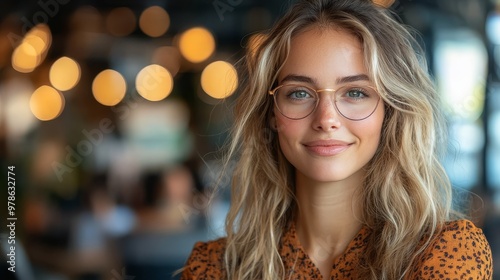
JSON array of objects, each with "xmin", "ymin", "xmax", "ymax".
[
  {"xmin": 180, "ymin": 237, "xmax": 226, "ymax": 280},
  {"xmin": 408, "ymin": 219, "xmax": 493, "ymax": 279}
]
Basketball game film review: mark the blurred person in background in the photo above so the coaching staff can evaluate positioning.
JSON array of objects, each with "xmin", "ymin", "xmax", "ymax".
[
  {"xmin": 69, "ymin": 172, "xmax": 136, "ymax": 279},
  {"xmin": 181, "ymin": 0, "xmax": 493, "ymax": 279},
  {"xmin": 22, "ymin": 135, "xmax": 81, "ymax": 279},
  {"xmin": 134, "ymin": 166, "xmax": 198, "ymax": 232},
  {"xmin": 119, "ymin": 164, "xmax": 206, "ymax": 280}
]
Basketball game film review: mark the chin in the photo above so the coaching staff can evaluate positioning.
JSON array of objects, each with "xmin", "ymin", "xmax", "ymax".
[
  {"xmin": 296, "ymin": 163, "xmax": 367, "ymax": 184},
  {"xmin": 300, "ymin": 169, "xmax": 352, "ymax": 183}
]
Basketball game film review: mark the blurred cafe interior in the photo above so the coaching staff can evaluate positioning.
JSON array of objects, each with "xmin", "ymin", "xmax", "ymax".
[{"xmin": 0, "ymin": 0, "xmax": 500, "ymax": 279}]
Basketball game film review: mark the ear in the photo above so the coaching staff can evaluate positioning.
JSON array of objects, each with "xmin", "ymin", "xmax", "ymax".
[{"xmin": 372, "ymin": 0, "xmax": 395, "ymax": 8}]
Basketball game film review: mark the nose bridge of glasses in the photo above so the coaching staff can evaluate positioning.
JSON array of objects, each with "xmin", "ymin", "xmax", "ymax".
[
  {"xmin": 315, "ymin": 88, "xmax": 342, "ymax": 106},
  {"xmin": 315, "ymin": 88, "xmax": 337, "ymax": 93},
  {"xmin": 315, "ymin": 87, "xmax": 343, "ymax": 101}
]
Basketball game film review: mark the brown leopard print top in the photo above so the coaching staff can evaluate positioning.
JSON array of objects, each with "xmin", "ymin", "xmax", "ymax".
[{"xmin": 181, "ymin": 219, "xmax": 493, "ymax": 279}]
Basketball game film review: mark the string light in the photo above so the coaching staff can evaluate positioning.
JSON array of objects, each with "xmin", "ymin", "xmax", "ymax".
[
  {"xmin": 179, "ymin": 27, "xmax": 215, "ymax": 63},
  {"xmin": 201, "ymin": 61, "xmax": 238, "ymax": 99},
  {"xmin": 30, "ymin": 86, "xmax": 65, "ymax": 121},
  {"xmin": 139, "ymin": 6, "xmax": 170, "ymax": 37},
  {"xmin": 136, "ymin": 64, "xmax": 173, "ymax": 101},
  {"xmin": 49, "ymin": 57, "xmax": 81, "ymax": 91},
  {"xmin": 92, "ymin": 69, "xmax": 127, "ymax": 106}
]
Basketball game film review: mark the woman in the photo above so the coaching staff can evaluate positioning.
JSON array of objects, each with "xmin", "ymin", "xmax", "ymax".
[{"xmin": 182, "ymin": 0, "xmax": 493, "ymax": 279}]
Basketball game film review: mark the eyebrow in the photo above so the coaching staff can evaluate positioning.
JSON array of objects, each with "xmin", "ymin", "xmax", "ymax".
[
  {"xmin": 279, "ymin": 74, "xmax": 370, "ymax": 85},
  {"xmin": 337, "ymin": 74, "xmax": 370, "ymax": 84}
]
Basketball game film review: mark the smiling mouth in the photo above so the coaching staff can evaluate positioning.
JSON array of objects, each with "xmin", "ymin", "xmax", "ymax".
[{"xmin": 303, "ymin": 142, "xmax": 352, "ymax": 156}]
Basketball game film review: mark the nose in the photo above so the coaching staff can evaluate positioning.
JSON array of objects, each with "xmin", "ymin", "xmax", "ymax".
[{"xmin": 312, "ymin": 96, "xmax": 342, "ymax": 131}]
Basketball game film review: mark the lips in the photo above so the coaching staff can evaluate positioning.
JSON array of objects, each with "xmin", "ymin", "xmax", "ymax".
[{"xmin": 303, "ymin": 140, "xmax": 352, "ymax": 156}]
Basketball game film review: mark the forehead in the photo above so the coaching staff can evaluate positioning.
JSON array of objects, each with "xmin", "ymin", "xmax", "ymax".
[{"xmin": 279, "ymin": 26, "xmax": 367, "ymax": 85}]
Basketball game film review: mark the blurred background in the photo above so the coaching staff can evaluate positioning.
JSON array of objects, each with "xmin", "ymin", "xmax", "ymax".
[{"xmin": 0, "ymin": 0, "xmax": 499, "ymax": 279}]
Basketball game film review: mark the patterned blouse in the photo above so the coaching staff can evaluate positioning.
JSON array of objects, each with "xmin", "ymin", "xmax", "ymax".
[{"xmin": 181, "ymin": 219, "xmax": 493, "ymax": 279}]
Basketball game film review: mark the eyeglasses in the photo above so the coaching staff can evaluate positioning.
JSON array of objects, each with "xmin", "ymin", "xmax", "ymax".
[{"xmin": 268, "ymin": 84, "xmax": 381, "ymax": 120}]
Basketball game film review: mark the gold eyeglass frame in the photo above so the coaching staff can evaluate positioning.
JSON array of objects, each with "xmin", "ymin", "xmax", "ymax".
[{"xmin": 268, "ymin": 84, "xmax": 381, "ymax": 121}]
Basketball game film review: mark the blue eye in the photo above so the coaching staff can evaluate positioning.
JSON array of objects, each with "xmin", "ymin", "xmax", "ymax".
[
  {"xmin": 282, "ymin": 86, "xmax": 315, "ymax": 100},
  {"xmin": 345, "ymin": 88, "xmax": 368, "ymax": 99},
  {"xmin": 288, "ymin": 90, "xmax": 311, "ymax": 99}
]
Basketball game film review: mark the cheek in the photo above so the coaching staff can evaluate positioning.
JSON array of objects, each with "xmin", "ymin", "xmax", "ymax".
[
  {"xmin": 275, "ymin": 119, "xmax": 292, "ymax": 146},
  {"xmin": 274, "ymin": 110, "xmax": 289, "ymax": 133},
  {"xmin": 358, "ymin": 106, "xmax": 385, "ymax": 147},
  {"xmin": 275, "ymin": 114, "xmax": 300, "ymax": 139},
  {"xmin": 274, "ymin": 115, "xmax": 302, "ymax": 152}
]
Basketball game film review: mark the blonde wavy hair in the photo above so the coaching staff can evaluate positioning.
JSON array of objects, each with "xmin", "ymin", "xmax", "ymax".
[{"xmin": 220, "ymin": 0, "xmax": 455, "ymax": 278}]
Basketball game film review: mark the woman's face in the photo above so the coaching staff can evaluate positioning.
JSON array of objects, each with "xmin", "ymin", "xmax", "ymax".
[{"xmin": 273, "ymin": 27, "xmax": 385, "ymax": 183}]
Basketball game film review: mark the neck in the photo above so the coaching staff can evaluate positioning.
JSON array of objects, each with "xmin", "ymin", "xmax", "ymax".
[{"xmin": 294, "ymin": 170, "xmax": 364, "ymax": 261}]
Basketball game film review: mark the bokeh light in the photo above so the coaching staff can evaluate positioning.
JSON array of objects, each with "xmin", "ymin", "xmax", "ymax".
[
  {"xmin": 136, "ymin": 64, "xmax": 173, "ymax": 101},
  {"xmin": 12, "ymin": 42, "xmax": 39, "ymax": 73},
  {"xmin": 30, "ymin": 86, "xmax": 65, "ymax": 121},
  {"xmin": 70, "ymin": 6, "xmax": 103, "ymax": 33},
  {"xmin": 434, "ymin": 30, "xmax": 487, "ymax": 121},
  {"xmin": 139, "ymin": 6, "xmax": 170, "ymax": 37},
  {"xmin": 179, "ymin": 27, "xmax": 215, "ymax": 63},
  {"xmin": 201, "ymin": 61, "xmax": 238, "ymax": 99},
  {"xmin": 152, "ymin": 46, "xmax": 181, "ymax": 77},
  {"xmin": 11, "ymin": 24, "xmax": 52, "ymax": 73},
  {"xmin": 3, "ymin": 80, "xmax": 36, "ymax": 140},
  {"xmin": 25, "ymin": 24, "xmax": 52, "ymax": 56},
  {"xmin": 92, "ymin": 69, "xmax": 127, "ymax": 106},
  {"xmin": 23, "ymin": 34, "xmax": 46, "ymax": 56},
  {"xmin": 49, "ymin": 57, "xmax": 81, "ymax": 91},
  {"xmin": 106, "ymin": 7, "xmax": 137, "ymax": 37}
]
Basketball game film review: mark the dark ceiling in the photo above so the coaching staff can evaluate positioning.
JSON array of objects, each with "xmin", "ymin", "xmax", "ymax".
[{"xmin": 1, "ymin": 0, "xmax": 490, "ymax": 42}]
